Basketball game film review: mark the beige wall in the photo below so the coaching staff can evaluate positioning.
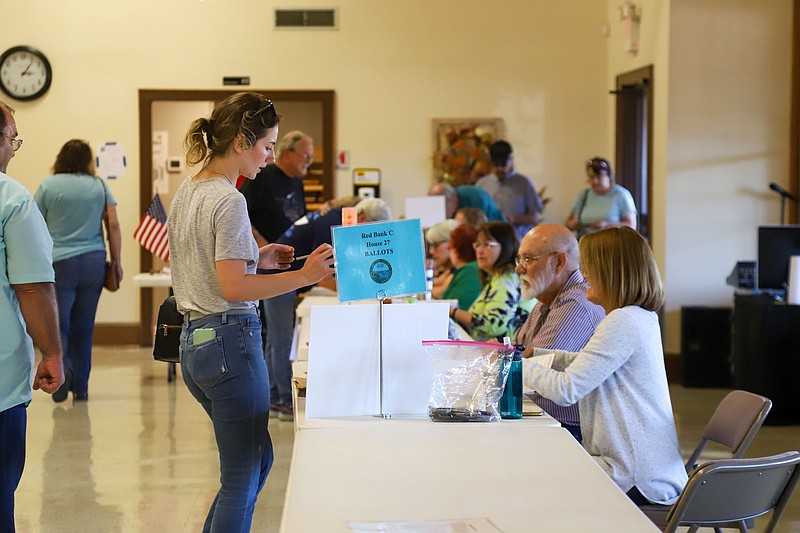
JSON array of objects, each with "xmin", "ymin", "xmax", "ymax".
[
  {"xmin": 606, "ymin": 0, "xmax": 671, "ymax": 265},
  {"xmin": 663, "ymin": 0, "xmax": 792, "ymax": 352},
  {"xmin": 2, "ymin": 0, "xmax": 794, "ymax": 353},
  {"xmin": 3, "ymin": 0, "xmax": 609, "ymax": 324},
  {"xmin": 604, "ymin": 0, "xmax": 792, "ymax": 352}
]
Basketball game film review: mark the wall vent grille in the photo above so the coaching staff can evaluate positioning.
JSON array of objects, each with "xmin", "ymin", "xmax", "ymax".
[{"xmin": 275, "ymin": 9, "xmax": 337, "ymax": 29}]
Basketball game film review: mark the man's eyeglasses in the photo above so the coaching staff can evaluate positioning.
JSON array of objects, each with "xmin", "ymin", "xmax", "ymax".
[
  {"xmin": 473, "ymin": 241, "xmax": 500, "ymax": 250},
  {"xmin": 2, "ymin": 134, "xmax": 22, "ymax": 152},
  {"xmin": 515, "ymin": 251, "xmax": 557, "ymax": 267}
]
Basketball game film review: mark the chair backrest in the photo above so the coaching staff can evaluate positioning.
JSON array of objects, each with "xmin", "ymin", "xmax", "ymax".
[
  {"xmin": 685, "ymin": 390, "xmax": 772, "ymax": 473},
  {"xmin": 664, "ymin": 451, "xmax": 800, "ymax": 533}
]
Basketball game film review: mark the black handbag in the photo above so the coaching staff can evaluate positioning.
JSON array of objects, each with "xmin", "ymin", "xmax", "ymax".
[
  {"xmin": 104, "ymin": 260, "xmax": 120, "ymax": 291},
  {"xmin": 154, "ymin": 296, "xmax": 183, "ymax": 363}
]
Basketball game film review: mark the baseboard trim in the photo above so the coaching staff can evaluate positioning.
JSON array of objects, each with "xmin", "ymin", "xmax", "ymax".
[
  {"xmin": 665, "ymin": 352, "xmax": 682, "ymax": 383},
  {"xmin": 93, "ymin": 323, "xmax": 141, "ymax": 345}
]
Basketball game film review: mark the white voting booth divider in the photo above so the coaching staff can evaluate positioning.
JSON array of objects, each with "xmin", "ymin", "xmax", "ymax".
[
  {"xmin": 305, "ymin": 302, "xmax": 449, "ymax": 418},
  {"xmin": 304, "ymin": 217, "xmax": 448, "ymax": 418}
]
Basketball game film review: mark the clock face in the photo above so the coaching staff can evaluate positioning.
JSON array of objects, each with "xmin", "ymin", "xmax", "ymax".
[{"xmin": 0, "ymin": 46, "xmax": 52, "ymax": 101}]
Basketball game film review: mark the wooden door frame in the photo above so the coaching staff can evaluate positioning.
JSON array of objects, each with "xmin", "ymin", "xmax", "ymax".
[
  {"xmin": 790, "ymin": 0, "xmax": 800, "ymax": 224},
  {"xmin": 137, "ymin": 89, "xmax": 335, "ymax": 345},
  {"xmin": 615, "ymin": 65, "xmax": 654, "ymax": 245}
]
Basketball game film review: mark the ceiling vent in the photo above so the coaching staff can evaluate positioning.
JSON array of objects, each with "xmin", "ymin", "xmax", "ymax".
[{"xmin": 275, "ymin": 8, "xmax": 337, "ymax": 29}]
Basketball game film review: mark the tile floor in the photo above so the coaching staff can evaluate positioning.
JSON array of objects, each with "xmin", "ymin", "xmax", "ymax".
[{"xmin": 12, "ymin": 346, "xmax": 800, "ymax": 532}]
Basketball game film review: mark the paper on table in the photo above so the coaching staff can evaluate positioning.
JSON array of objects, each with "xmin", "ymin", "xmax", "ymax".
[
  {"xmin": 523, "ymin": 352, "xmax": 555, "ymax": 411},
  {"xmin": 348, "ymin": 517, "xmax": 503, "ymax": 533},
  {"xmin": 305, "ymin": 302, "xmax": 449, "ymax": 418},
  {"xmin": 532, "ymin": 351, "xmax": 555, "ymax": 369},
  {"xmin": 522, "ymin": 394, "xmax": 544, "ymax": 416}
]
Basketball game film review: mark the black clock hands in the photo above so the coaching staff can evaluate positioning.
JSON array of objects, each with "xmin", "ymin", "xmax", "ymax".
[{"xmin": 21, "ymin": 60, "xmax": 32, "ymax": 76}]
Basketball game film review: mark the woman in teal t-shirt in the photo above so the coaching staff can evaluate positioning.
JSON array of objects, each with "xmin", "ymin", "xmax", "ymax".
[
  {"xmin": 34, "ymin": 140, "xmax": 123, "ymax": 403},
  {"xmin": 565, "ymin": 157, "xmax": 637, "ymax": 238},
  {"xmin": 441, "ymin": 223, "xmax": 481, "ymax": 310}
]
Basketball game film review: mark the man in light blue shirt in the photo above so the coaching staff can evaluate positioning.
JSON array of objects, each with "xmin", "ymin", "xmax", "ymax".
[{"xmin": 0, "ymin": 101, "xmax": 63, "ymax": 532}]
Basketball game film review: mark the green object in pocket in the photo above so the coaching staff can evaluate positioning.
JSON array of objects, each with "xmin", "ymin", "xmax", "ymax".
[{"xmin": 193, "ymin": 328, "xmax": 216, "ymax": 345}]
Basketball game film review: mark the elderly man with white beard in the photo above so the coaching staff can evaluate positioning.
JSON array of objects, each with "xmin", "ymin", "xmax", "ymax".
[{"xmin": 513, "ymin": 224, "xmax": 605, "ymax": 441}]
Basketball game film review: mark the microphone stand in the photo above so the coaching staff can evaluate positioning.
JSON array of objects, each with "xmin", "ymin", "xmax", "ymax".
[
  {"xmin": 781, "ymin": 195, "xmax": 787, "ymax": 226},
  {"xmin": 769, "ymin": 183, "xmax": 798, "ymax": 225}
]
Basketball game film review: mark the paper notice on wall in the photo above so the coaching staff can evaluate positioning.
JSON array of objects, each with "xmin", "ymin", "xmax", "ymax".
[
  {"xmin": 152, "ymin": 131, "xmax": 169, "ymax": 194},
  {"xmin": 96, "ymin": 142, "xmax": 126, "ymax": 180}
]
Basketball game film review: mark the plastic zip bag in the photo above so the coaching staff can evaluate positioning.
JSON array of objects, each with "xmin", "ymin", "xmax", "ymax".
[{"xmin": 422, "ymin": 339, "xmax": 514, "ymax": 422}]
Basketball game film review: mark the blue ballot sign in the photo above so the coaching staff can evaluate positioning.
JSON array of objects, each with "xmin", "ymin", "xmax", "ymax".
[{"xmin": 333, "ymin": 219, "xmax": 427, "ymax": 302}]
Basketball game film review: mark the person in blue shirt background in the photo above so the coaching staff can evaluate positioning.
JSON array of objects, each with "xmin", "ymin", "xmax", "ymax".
[{"xmin": 429, "ymin": 182, "xmax": 506, "ymax": 223}]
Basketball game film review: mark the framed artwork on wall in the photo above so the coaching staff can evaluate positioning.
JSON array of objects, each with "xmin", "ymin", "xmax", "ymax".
[{"xmin": 432, "ymin": 117, "xmax": 504, "ymax": 186}]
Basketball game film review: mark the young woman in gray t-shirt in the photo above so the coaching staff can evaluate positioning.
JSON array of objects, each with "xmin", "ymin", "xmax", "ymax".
[{"xmin": 168, "ymin": 92, "xmax": 333, "ymax": 532}]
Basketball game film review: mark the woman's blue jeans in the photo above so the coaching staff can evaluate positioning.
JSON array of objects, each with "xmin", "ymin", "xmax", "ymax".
[
  {"xmin": 180, "ymin": 312, "xmax": 273, "ymax": 533},
  {"xmin": 53, "ymin": 250, "xmax": 105, "ymax": 397}
]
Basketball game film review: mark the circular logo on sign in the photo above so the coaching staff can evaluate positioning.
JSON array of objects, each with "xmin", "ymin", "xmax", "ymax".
[{"xmin": 369, "ymin": 259, "xmax": 393, "ymax": 284}]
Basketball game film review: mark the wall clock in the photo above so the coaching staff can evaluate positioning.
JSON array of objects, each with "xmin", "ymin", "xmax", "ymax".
[{"xmin": 0, "ymin": 46, "xmax": 52, "ymax": 101}]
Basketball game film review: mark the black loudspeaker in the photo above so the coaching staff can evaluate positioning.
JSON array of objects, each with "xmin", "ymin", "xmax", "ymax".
[{"xmin": 681, "ymin": 307, "xmax": 733, "ymax": 388}]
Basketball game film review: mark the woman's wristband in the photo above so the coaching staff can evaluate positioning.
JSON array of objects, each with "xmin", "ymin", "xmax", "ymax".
[{"xmin": 449, "ymin": 307, "xmax": 456, "ymax": 319}]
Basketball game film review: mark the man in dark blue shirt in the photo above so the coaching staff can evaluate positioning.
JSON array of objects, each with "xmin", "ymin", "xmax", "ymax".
[{"xmin": 240, "ymin": 131, "xmax": 314, "ymax": 245}]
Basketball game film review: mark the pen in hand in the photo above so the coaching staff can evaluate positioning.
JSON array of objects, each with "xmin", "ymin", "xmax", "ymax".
[{"xmin": 283, "ymin": 249, "xmax": 335, "ymax": 265}]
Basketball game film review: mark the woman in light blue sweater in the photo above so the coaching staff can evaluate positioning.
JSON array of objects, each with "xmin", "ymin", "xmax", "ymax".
[{"xmin": 522, "ymin": 227, "xmax": 686, "ymax": 505}]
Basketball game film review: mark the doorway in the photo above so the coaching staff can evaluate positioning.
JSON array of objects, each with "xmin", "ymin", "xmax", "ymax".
[
  {"xmin": 136, "ymin": 89, "xmax": 336, "ymax": 345},
  {"xmin": 614, "ymin": 65, "xmax": 653, "ymax": 244}
]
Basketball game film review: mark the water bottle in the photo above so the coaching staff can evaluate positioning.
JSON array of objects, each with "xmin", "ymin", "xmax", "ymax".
[{"xmin": 499, "ymin": 344, "xmax": 524, "ymax": 419}]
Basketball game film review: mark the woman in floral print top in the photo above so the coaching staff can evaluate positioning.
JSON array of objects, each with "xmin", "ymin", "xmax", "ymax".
[{"xmin": 450, "ymin": 221, "xmax": 534, "ymax": 342}]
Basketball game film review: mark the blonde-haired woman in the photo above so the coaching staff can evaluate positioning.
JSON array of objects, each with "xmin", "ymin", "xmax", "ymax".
[
  {"xmin": 170, "ymin": 92, "xmax": 333, "ymax": 532},
  {"xmin": 522, "ymin": 227, "xmax": 686, "ymax": 506}
]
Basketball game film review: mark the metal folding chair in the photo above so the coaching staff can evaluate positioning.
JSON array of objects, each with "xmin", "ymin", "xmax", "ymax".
[
  {"xmin": 641, "ymin": 390, "xmax": 772, "ymax": 528},
  {"xmin": 664, "ymin": 451, "xmax": 800, "ymax": 533}
]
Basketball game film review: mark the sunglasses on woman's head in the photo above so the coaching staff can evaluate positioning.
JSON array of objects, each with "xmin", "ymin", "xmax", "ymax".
[{"xmin": 586, "ymin": 158, "xmax": 609, "ymax": 171}]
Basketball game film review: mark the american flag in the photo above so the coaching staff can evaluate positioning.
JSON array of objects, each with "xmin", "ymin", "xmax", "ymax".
[{"xmin": 134, "ymin": 194, "xmax": 170, "ymax": 262}]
